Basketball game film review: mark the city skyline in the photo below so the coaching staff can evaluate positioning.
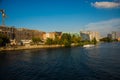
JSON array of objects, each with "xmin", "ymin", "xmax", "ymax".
[{"xmin": 0, "ymin": 0, "xmax": 120, "ymax": 36}]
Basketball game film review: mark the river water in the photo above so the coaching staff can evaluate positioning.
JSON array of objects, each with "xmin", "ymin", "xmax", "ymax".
[{"xmin": 0, "ymin": 42, "xmax": 120, "ymax": 80}]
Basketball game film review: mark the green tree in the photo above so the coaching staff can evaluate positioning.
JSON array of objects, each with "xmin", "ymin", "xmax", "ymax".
[
  {"xmin": 0, "ymin": 33, "xmax": 10, "ymax": 47},
  {"xmin": 61, "ymin": 33, "xmax": 71, "ymax": 47},
  {"xmin": 71, "ymin": 34, "xmax": 82, "ymax": 44},
  {"xmin": 100, "ymin": 37, "xmax": 112, "ymax": 42},
  {"xmin": 45, "ymin": 38, "xmax": 53, "ymax": 45},
  {"xmin": 92, "ymin": 37, "xmax": 97, "ymax": 45},
  {"xmin": 32, "ymin": 37, "xmax": 42, "ymax": 44},
  {"xmin": 53, "ymin": 34, "xmax": 60, "ymax": 44}
]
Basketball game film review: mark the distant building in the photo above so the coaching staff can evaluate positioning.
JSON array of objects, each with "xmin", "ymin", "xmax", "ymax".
[
  {"xmin": 118, "ymin": 37, "xmax": 120, "ymax": 41},
  {"xmin": 15, "ymin": 28, "xmax": 33, "ymax": 42},
  {"xmin": 107, "ymin": 34, "xmax": 112, "ymax": 38},
  {"xmin": 80, "ymin": 31, "xmax": 100, "ymax": 42},
  {"xmin": 32, "ymin": 30, "xmax": 45, "ymax": 40},
  {"xmin": 68, "ymin": 32, "xmax": 80, "ymax": 37},
  {"xmin": 107, "ymin": 31, "xmax": 120, "ymax": 40},
  {"xmin": 0, "ymin": 26, "xmax": 45, "ymax": 45},
  {"xmin": 0, "ymin": 26, "xmax": 16, "ymax": 40},
  {"xmin": 15, "ymin": 28, "xmax": 45, "ymax": 42},
  {"xmin": 43, "ymin": 32, "xmax": 62, "ymax": 40}
]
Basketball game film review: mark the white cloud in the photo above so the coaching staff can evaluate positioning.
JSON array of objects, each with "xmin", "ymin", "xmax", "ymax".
[
  {"xmin": 91, "ymin": 1, "xmax": 120, "ymax": 8},
  {"xmin": 84, "ymin": 18, "xmax": 120, "ymax": 37}
]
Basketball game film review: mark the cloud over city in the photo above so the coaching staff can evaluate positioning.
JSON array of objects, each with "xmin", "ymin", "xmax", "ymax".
[
  {"xmin": 91, "ymin": 1, "xmax": 120, "ymax": 8},
  {"xmin": 84, "ymin": 18, "xmax": 120, "ymax": 37}
]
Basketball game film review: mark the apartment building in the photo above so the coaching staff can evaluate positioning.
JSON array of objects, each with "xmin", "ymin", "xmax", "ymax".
[
  {"xmin": 107, "ymin": 31, "xmax": 120, "ymax": 40},
  {"xmin": 0, "ymin": 26, "xmax": 45, "ymax": 43},
  {"xmin": 43, "ymin": 32, "xmax": 62, "ymax": 40},
  {"xmin": 80, "ymin": 31, "xmax": 100, "ymax": 42},
  {"xmin": 0, "ymin": 26, "xmax": 16, "ymax": 40}
]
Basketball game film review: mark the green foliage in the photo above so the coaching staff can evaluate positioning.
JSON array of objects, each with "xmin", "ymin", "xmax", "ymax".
[
  {"xmin": 0, "ymin": 33, "xmax": 10, "ymax": 47},
  {"xmin": 92, "ymin": 37, "xmax": 97, "ymax": 45},
  {"xmin": 45, "ymin": 33, "xmax": 82, "ymax": 47},
  {"xmin": 44, "ymin": 33, "xmax": 99, "ymax": 47},
  {"xmin": 71, "ymin": 34, "xmax": 81, "ymax": 44},
  {"xmin": 32, "ymin": 37, "xmax": 42, "ymax": 44},
  {"xmin": 82, "ymin": 40, "xmax": 91, "ymax": 45},
  {"xmin": 61, "ymin": 33, "xmax": 71, "ymax": 47},
  {"xmin": 100, "ymin": 37, "xmax": 112, "ymax": 42},
  {"xmin": 114, "ymin": 39, "xmax": 118, "ymax": 42},
  {"xmin": 45, "ymin": 38, "xmax": 54, "ymax": 45},
  {"xmin": 53, "ymin": 34, "xmax": 61, "ymax": 45}
]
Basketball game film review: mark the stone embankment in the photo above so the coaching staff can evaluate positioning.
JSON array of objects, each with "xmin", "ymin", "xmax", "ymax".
[{"xmin": 0, "ymin": 45, "xmax": 64, "ymax": 51}]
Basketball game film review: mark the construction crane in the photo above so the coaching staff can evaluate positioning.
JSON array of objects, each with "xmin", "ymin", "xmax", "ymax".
[{"xmin": 0, "ymin": 9, "xmax": 6, "ymax": 26}]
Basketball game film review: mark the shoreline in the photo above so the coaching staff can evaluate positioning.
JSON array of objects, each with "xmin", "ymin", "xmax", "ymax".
[
  {"xmin": 0, "ymin": 45, "xmax": 65, "ymax": 51},
  {"xmin": 2, "ymin": 42, "xmax": 119, "ymax": 51},
  {"xmin": 0, "ymin": 44, "xmax": 83, "ymax": 51}
]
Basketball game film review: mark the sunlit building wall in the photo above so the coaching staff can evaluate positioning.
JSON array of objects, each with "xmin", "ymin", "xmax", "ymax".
[{"xmin": 80, "ymin": 31, "xmax": 100, "ymax": 42}]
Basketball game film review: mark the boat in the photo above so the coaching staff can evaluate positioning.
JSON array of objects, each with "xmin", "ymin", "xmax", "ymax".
[{"xmin": 83, "ymin": 44, "xmax": 95, "ymax": 48}]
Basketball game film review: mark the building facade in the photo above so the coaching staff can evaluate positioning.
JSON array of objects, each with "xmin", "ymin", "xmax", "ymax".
[
  {"xmin": 15, "ymin": 28, "xmax": 45, "ymax": 42},
  {"xmin": 80, "ymin": 31, "xmax": 100, "ymax": 42},
  {"xmin": 15, "ymin": 28, "xmax": 33, "ymax": 42},
  {"xmin": 0, "ymin": 26, "xmax": 16, "ymax": 40},
  {"xmin": 0, "ymin": 26, "xmax": 45, "ymax": 44},
  {"xmin": 43, "ymin": 32, "xmax": 62, "ymax": 40},
  {"xmin": 107, "ymin": 31, "xmax": 120, "ymax": 40}
]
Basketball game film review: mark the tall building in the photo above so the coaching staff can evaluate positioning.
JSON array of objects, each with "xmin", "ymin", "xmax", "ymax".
[
  {"xmin": 15, "ymin": 28, "xmax": 33, "ymax": 41},
  {"xmin": 15, "ymin": 28, "xmax": 45, "ymax": 42},
  {"xmin": 80, "ymin": 31, "xmax": 100, "ymax": 42},
  {"xmin": 0, "ymin": 26, "xmax": 45, "ymax": 43},
  {"xmin": 0, "ymin": 26, "xmax": 16, "ymax": 40},
  {"xmin": 107, "ymin": 31, "xmax": 120, "ymax": 40}
]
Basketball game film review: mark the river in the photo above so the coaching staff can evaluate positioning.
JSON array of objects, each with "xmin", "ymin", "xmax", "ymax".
[{"xmin": 0, "ymin": 42, "xmax": 120, "ymax": 80}]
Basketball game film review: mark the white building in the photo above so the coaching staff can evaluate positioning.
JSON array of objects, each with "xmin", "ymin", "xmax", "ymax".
[
  {"xmin": 20, "ymin": 40, "xmax": 32, "ymax": 46},
  {"xmin": 80, "ymin": 31, "xmax": 100, "ymax": 42}
]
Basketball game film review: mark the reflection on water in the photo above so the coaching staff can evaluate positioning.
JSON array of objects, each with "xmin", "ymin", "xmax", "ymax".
[{"xmin": 0, "ymin": 42, "xmax": 120, "ymax": 80}]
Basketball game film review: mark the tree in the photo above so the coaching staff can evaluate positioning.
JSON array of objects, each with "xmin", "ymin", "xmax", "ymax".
[
  {"xmin": 32, "ymin": 37, "xmax": 42, "ymax": 44},
  {"xmin": 53, "ymin": 34, "xmax": 60, "ymax": 44},
  {"xmin": 71, "ymin": 34, "xmax": 81, "ymax": 44},
  {"xmin": 61, "ymin": 33, "xmax": 71, "ymax": 47},
  {"xmin": 45, "ymin": 38, "xmax": 53, "ymax": 45},
  {"xmin": 0, "ymin": 33, "xmax": 10, "ymax": 47},
  {"xmin": 100, "ymin": 37, "xmax": 112, "ymax": 42},
  {"xmin": 92, "ymin": 37, "xmax": 97, "ymax": 45}
]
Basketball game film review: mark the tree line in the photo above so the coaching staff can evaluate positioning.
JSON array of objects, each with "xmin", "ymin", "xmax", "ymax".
[
  {"xmin": 100, "ymin": 37, "xmax": 118, "ymax": 42},
  {"xmin": 44, "ymin": 33, "xmax": 97, "ymax": 47},
  {"xmin": 0, "ymin": 33, "xmax": 98, "ymax": 47}
]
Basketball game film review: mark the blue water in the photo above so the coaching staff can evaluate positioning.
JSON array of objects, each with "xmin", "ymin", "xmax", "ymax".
[{"xmin": 0, "ymin": 42, "xmax": 120, "ymax": 80}]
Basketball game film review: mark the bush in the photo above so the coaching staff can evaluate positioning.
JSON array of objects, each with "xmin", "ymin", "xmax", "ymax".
[
  {"xmin": 45, "ymin": 38, "xmax": 54, "ymax": 45},
  {"xmin": 0, "ymin": 33, "xmax": 10, "ymax": 47}
]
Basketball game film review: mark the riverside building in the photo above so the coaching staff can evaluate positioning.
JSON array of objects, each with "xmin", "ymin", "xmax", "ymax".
[
  {"xmin": 80, "ymin": 31, "xmax": 100, "ymax": 42},
  {"xmin": 0, "ymin": 25, "xmax": 16, "ymax": 40},
  {"xmin": 43, "ymin": 32, "xmax": 62, "ymax": 40},
  {"xmin": 107, "ymin": 31, "xmax": 120, "ymax": 41},
  {"xmin": 0, "ymin": 26, "xmax": 45, "ymax": 45}
]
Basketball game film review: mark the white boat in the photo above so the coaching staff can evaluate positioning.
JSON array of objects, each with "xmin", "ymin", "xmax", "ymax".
[{"xmin": 83, "ymin": 44, "xmax": 95, "ymax": 48}]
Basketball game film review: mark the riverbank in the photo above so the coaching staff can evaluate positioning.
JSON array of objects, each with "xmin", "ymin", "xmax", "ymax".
[{"xmin": 0, "ymin": 45, "xmax": 66, "ymax": 51}]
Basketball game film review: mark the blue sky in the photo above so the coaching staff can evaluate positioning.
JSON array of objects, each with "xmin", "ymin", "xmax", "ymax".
[{"xmin": 0, "ymin": 0, "xmax": 120, "ymax": 35}]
